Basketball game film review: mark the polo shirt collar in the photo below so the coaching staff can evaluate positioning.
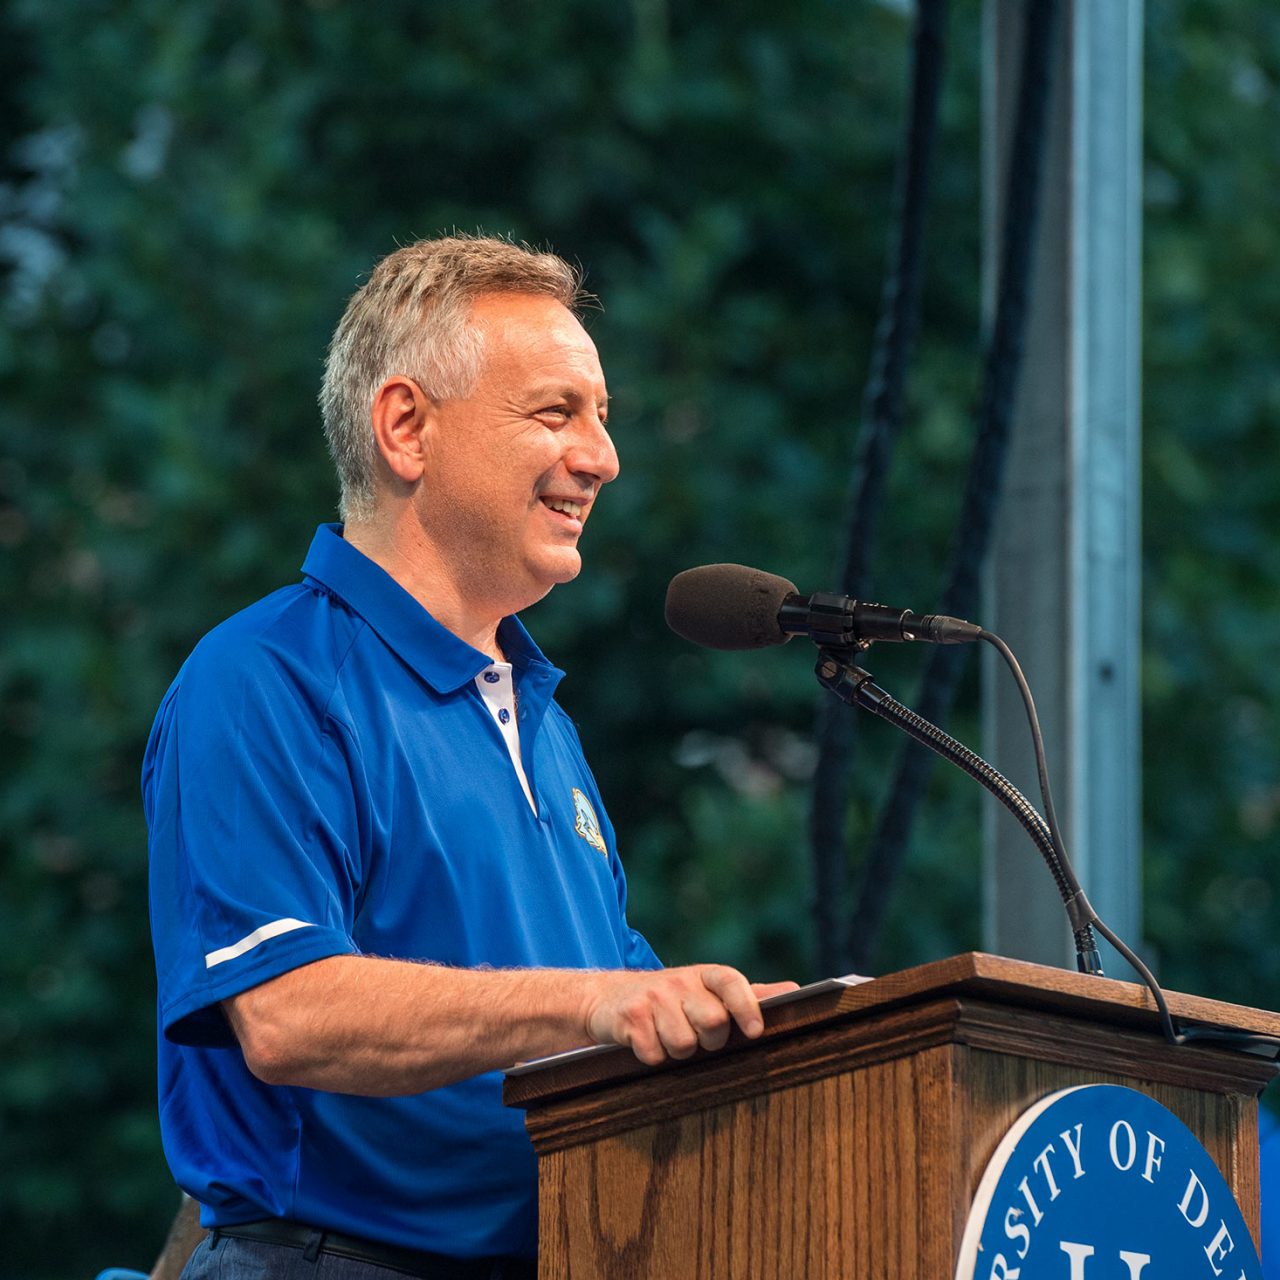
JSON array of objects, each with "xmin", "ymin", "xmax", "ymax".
[{"xmin": 300, "ymin": 524, "xmax": 563, "ymax": 696}]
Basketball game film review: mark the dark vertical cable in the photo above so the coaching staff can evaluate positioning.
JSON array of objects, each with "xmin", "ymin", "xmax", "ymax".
[
  {"xmin": 808, "ymin": 0, "xmax": 950, "ymax": 976},
  {"xmin": 847, "ymin": 0, "xmax": 1063, "ymax": 969}
]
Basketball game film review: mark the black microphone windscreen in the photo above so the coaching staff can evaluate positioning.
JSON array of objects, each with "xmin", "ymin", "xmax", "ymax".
[{"xmin": 664, "ymin": 564, "xmax": 797, "ymax": 650}]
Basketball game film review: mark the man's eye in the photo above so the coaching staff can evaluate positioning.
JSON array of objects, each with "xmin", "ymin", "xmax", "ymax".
[{"xmin": 538, "ymin": 406, "xmax": 571, "ymax": 423}]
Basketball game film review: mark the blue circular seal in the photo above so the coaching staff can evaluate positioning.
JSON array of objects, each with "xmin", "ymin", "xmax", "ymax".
[{"xmin": 955, "ymin": 1084, "xmax": 1262, "ymax": 1279}]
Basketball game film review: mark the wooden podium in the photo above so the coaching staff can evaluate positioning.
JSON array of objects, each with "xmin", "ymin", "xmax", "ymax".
[{"xmin": 504, "ymin": 953, "xmax": 1280, "ymax": 1279}]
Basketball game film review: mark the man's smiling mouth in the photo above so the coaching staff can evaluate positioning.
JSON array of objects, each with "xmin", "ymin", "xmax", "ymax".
[{"xmin": 542, "ymin": 497, "xmax": 584, "ymax": 520}]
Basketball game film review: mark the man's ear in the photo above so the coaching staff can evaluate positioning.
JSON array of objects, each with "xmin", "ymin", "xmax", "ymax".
[{"xmin": 370, "ymin": 376, "xmax": 433, "ymax": 486}]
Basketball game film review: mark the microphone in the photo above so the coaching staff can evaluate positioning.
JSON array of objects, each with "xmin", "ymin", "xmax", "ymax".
[{"xmin": 664, "ymin": 563, "xmax": 983, "ymax": 651}]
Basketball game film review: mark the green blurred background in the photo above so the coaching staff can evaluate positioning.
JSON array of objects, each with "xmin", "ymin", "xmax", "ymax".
[{"xmin": 2, "ymin": 1, "xmax": 1278, "ymax": 1275}]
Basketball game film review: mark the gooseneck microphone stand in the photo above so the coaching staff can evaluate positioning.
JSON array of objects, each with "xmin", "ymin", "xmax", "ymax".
[
  {"xmin": 813, "ymin": 640, "xmax": 1280, "ymax": 1057},
  {"xmin": 813, "ymin": 647, "xmax": 1104, "ymax": 977}
]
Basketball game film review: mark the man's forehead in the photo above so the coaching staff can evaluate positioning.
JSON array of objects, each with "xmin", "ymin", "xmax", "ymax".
[
  {"xmin": 471, "ymin": 294, "xmax": 605, "ymax": 382},
  {"xmin": 469, "ymin": 290, "xmax": 582, "ymax": 333}
]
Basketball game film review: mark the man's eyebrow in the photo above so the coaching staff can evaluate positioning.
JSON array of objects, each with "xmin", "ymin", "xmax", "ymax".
[{"xmin": 528, "ymin": 387, "xmax": 612, "ymax": 411}]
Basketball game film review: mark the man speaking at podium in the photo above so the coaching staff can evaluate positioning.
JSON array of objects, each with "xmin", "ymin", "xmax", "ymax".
[{"xmin": 144, "ymin": 235, "xmax": 794, "ymax": 1280}]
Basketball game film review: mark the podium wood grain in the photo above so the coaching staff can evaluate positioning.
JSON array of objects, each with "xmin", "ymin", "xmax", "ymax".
[{"xmin": 507, "ymin": 954, "xmax": 1278, "ymax": 1279}]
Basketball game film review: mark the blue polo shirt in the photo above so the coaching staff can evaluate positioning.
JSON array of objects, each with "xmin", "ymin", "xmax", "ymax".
[{"xmin": 144, "ymin": 524, "xmax": 659, "ymax": 1259}]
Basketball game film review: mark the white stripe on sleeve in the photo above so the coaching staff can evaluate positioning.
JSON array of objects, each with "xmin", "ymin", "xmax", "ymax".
[{"xmin": 204, "ymin": 918, "xmax": 314, "ymax": 969}]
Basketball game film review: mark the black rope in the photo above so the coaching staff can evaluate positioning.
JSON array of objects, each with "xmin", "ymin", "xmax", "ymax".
[
  {"xmin": 846, "ymin": 0, "xmax": 1063, "ymax": 970},
  {"xmin": 808, "ymin": 0, "xmax": 949, "ymax": 977}
]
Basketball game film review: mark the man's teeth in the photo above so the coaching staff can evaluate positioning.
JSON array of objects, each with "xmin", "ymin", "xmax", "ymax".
[{"xmin": 544, "ymin": 498, "xmax": 583, "ymax": 519}]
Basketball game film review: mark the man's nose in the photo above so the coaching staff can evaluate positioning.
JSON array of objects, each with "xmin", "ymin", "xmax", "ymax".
[{"xmin": 567, "ymin": 416, "xmax": 620, "ymax": 486}]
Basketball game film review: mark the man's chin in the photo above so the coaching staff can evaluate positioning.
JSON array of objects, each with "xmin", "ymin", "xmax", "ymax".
[
  {"xmin": 513, "ymin": 551, "xmax": 582, "ymax": 609},
  {"xmin": 544, "ymin": 551, "xmax": 583, "ymax": 586}
]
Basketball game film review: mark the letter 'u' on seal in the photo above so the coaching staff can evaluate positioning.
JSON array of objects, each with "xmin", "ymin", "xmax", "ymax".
[
  {"xmin": 1118, "ymin": 1252, "xmax": 1151, "ymax": 1279},
  {"xmin": 1060, "ymin": 1241, "xmax": 1095, "ymax": 1280}
]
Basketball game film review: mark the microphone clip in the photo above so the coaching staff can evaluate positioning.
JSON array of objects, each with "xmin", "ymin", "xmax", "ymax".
[{"xmin": 780, "ymin": 592, "xmax": 983, "ymax": 649}]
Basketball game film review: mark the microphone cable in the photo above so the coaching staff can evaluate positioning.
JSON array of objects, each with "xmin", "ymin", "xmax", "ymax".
[{"xmin": 976, "ymin": 629, "xmax": 1280, "ymax": 1057}]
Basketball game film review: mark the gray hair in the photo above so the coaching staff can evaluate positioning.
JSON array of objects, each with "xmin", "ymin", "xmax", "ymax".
[{"xmin": 319, "ymin": 234, "xmax": 586, "ymax": 522}]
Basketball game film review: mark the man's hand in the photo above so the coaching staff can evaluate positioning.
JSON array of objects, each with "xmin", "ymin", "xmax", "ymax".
[{"xmin": 582, "ymin": 965, "xmax": 799, "ymax": 1066}]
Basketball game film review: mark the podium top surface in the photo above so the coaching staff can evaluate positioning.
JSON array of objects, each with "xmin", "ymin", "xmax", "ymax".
[{"xmin": 503, "ymin": 951, "xmax": 1280, "ymax": 1110}]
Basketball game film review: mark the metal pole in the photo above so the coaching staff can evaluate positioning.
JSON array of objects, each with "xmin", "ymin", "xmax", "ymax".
[{"xmin": 982, "ymin": 0, "xmax": 1143, "ymax": 967}]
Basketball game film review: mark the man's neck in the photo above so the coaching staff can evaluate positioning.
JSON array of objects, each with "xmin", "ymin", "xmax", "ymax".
[{"xmin": 342, "ymin": 518, "xmax": 505, "ymax": 662}]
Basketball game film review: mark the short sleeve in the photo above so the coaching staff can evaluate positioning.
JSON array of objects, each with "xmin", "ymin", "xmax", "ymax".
[{"xmin": 144, "ymin": 632, "xmax": 364, "ymax": 1046}]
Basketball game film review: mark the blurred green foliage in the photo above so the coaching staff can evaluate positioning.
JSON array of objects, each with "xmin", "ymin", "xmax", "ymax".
[{"xmin": 0, "ymin": 1, "xmax": 1277, "ymax": 1276}]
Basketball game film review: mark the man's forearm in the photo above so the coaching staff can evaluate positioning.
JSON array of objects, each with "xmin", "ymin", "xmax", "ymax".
[
  {"xmin": 226, "ymin": 956, "xmax": 600, "ymax": 1094},
  {"xmin": 223, "ymin": 954, "xmax": 793, "ymax": 1095}
]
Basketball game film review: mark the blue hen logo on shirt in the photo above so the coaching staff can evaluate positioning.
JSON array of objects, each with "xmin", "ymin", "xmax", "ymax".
[{"xmin": 572, "ymin": 788, "xmax": 608, "ymax": 856}]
